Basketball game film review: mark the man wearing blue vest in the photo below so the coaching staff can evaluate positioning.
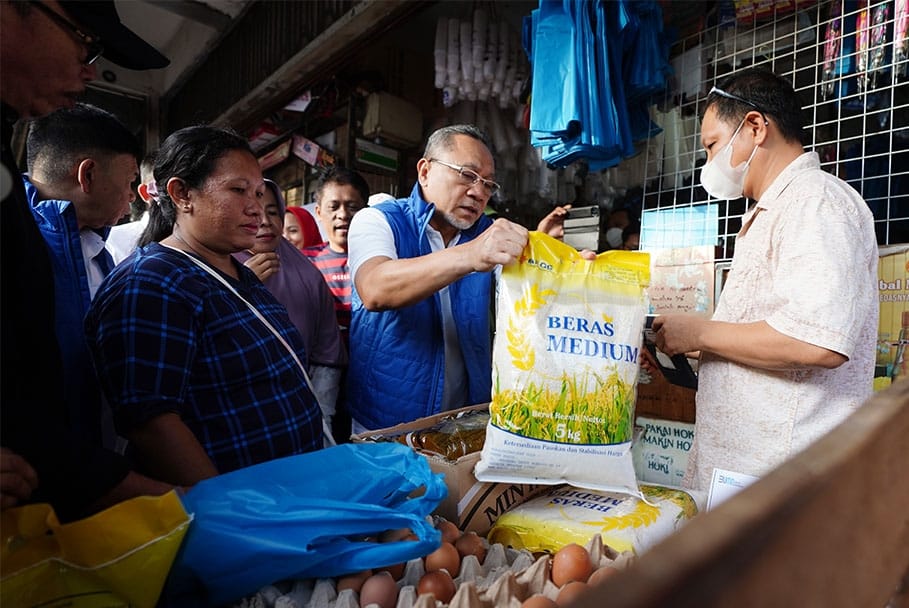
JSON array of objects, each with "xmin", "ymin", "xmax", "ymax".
[
  {"xmin": 346, "ymin": 124, "xmax": 530, "ymax": 433},
  {"xmin": 26, "ymin": 103, "xmax": 141, "ymax": 453}
]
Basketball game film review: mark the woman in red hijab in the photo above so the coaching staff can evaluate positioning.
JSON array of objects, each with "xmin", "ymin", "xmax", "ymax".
[{"xmin": 283, "ymin": 207, "xmax": 323, "ymax": 250}]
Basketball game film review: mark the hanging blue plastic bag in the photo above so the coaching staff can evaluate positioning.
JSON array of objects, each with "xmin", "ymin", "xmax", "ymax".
[
  {"xmin": 529, "ymin": 1, "xmax": 581, "ymax": 141},
  {"xmin": 165, "ymin": 443, "xmax": 446, "ymax": 607}
]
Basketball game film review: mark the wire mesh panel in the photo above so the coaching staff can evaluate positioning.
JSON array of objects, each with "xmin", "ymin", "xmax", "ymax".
[{"xmin": 643, "ymin": 0, "xmax": 909, "ymax": 261}]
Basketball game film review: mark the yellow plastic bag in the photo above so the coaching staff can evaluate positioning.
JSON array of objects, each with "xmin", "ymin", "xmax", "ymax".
[{"xmin": 1, "ymin": 490, "xmax": 191, "ymax": 608}]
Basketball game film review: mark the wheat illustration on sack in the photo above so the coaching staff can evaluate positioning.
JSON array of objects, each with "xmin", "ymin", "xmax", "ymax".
[
  {"xmin": 506, "ymin": 283, "xmax": 555, "ymax": 372},
  {"xmin": 476, "ymin": 232, "xmax": 651, "ymax": 497}
]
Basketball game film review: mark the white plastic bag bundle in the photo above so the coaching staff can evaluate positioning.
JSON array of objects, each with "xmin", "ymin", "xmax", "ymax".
[
  {"xmin": 434, "ymin": 18, "xmax": 447, "ymax": 89},
  {"xmin": 459, "ymin": 20, "xmax": 473, "ymax": 85},
  {"xmin": 446, "ymin": 17, "xmax": 460, "ymax": 87}
]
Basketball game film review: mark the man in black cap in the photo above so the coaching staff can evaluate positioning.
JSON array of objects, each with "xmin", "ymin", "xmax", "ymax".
[{"xmin": 1, "ymin": 1, "xmax": 172, "ymax": 520}]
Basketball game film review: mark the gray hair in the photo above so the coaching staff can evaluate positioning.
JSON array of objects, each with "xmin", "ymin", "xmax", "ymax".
[{"xmin": 423, "ymin": 124, "xmax": 492, "ymax": 159}]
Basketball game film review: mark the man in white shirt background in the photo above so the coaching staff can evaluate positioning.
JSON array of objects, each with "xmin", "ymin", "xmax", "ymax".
[{"xmin": 107, "ymin": 151, "xmax": 155, "ymax": 264}]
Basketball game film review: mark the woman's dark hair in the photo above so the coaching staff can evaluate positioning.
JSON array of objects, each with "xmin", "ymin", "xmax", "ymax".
[
  {"xmin": 706, "ymin": 67, "xmax": 807, "ymax": 145},
  {"xmin": 138, "ymin": 126, "xmax": 252, "ymax": 246}
]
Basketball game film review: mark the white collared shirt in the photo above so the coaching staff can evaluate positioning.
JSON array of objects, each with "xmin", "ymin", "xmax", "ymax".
[{"xmin": 80, "ymin": 229, "xmax": 109, "ymax": 299}]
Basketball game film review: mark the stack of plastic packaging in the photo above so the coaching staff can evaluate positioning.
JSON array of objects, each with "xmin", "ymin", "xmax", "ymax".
[
  {"xmin": 525, "ymin": 0, "xmax": 672, "ymax": 171},
  {"xmin": 433, "ymin": 11, "xmax": 529, "ymax": 110}
]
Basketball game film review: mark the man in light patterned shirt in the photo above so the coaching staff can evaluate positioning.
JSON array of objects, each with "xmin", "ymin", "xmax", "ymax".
[{"xmin": 652, "ymin": 68, "xmax": 878, "ymax": 491}]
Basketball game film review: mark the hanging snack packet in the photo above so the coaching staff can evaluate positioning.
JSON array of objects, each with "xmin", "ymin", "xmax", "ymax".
[{"xmin": 475, "ymin": 231, "xmax": 650, "ymax": 496}]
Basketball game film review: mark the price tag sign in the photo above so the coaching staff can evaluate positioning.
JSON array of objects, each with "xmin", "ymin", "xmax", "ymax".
[{"xmin": 706, "ymin": 467, "xmax": 758, "ymax": 511}]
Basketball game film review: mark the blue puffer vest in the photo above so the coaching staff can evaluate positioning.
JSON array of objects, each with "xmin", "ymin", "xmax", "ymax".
[
  {"xmin": 25, "ymin": 177, "xmax": 109, "ymax": 446},
  {"xmin": 348, "ymin": 184, "xmax": 494, "ymax": 430}
]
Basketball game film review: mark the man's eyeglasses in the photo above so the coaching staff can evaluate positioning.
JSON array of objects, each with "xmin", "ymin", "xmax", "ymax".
[
  {"xmin": 31, "ymin": 1, "xmax": 104, "ymax": 65},
  {"xmin": 709, "ymin": 86, "xmax": 769, "ymax": 122},
  {"xmin": 429, "ymin": 158, "xmax": 501, "ymax": 196}
]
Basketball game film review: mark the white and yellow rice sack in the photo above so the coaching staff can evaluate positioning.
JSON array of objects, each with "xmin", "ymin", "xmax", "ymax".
[
  {"xmin": 475, "ymin": 232, "xmax": 650, "ymax": 496},
  {"xmin": 487, "ymin": 484, "xmax": 698, "ymax": 555}
]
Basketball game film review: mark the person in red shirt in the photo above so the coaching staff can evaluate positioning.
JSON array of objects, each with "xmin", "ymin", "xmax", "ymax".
[
  {"xmin": 302, "ymin": 167, "xmax": 369, "ymax": 441},
  {"xmin": 302, "ymin": 167, "xmax": 370, "ymax": 347}
]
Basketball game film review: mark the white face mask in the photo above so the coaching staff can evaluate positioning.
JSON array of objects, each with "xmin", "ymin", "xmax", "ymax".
[{"xmin": 700, "ymin": 119, "xmax": 759, "ymax": 200}]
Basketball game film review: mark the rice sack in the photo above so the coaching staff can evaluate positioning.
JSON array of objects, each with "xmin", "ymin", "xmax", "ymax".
[
  {"xmin": 474, "ymin": 232, "xmax": 650, "ymax": 496},
  {"xmin": 487, "ymin": 484, "xmax": 698, "ymax": 555}
]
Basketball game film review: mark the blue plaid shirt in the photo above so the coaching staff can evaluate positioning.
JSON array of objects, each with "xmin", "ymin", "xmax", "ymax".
[{"xmin": 85, "ymin": 243, "xmax": 322, "ymax": 473}]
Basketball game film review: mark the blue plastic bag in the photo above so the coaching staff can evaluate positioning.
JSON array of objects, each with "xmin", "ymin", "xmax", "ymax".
[{"xmin": 165, "ymin": 443, "xmax": 446, "ymax": 606}]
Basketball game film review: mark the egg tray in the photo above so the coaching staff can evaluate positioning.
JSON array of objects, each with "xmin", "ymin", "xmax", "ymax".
[{"xmin": 235, "ymin": 534, "xmax": 634, "ymax": 608}]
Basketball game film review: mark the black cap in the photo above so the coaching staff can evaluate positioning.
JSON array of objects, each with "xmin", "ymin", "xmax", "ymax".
[{"xmin": 58, "ymin": 1, "xmax": 169, "ymax": 70}]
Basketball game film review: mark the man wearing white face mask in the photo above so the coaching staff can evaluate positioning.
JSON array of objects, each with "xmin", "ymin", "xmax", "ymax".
[{"xmin": 651, "ymin": 68, "xmax": 878, "ymax": 492}]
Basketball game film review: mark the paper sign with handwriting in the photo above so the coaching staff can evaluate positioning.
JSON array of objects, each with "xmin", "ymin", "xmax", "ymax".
[{"xmin": 647, "ymin": 245, "xmax": 715, "ymax": 316}]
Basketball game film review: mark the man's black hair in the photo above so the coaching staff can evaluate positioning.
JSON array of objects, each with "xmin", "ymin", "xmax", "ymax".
[
  {"xmin": 26, "ymin": 103, "xmax": 141, "ymax": 182},
  {"xmin": 706, "ymin": 67, "xmax": 807, "ymax": 145},
  {"xmin": 138, "ymin": 125, "xmax": 251, "ymax": 246},
  {"xmin": 316, "ymin": 166, "xmax": 370, "ymax": 205}
]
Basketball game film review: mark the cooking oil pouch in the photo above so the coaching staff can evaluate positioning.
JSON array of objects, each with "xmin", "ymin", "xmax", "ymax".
[
  {"xmin": 0, "ymin": 490, "xmax": 190, "ymax": 608},
  {"xmin": 475, "ymin": 231, "xmax": 650, "ymax": 496},
  {"xmin": 166, "ymin": 442, "xmax": 446, "ymax": 607},
  {"xmin": 487, "ymin": 484, "xmax": 698, "ymax": 555},
  {"xmin": 361, "ymin": 408, "xmax": 490, "ymax": 461}
]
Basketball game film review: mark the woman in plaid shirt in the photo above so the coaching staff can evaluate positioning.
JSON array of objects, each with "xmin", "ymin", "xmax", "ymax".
[{"xmin": 86, "ymin": 126, "xmax": 323, "ymax": 486}]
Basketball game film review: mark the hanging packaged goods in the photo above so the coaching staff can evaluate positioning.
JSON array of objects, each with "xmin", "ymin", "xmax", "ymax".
[
  {"xmin": 433, "ymin": 12, "xmax": 529, "ymax": 109},
  {"xmin": 525, "ymin": 0, "xmax": 672, "ymax": 170}
]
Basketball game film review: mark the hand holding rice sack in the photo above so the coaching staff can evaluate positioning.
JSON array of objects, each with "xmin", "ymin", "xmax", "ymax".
[{"xmin": 475, "ymin": 232, "xmax": 650, "ymax": 496}]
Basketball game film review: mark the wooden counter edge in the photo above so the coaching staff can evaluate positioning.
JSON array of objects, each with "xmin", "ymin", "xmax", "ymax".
[{"xmin": 573, "ymin": 380, "xmax": 909, "ymax": 608}]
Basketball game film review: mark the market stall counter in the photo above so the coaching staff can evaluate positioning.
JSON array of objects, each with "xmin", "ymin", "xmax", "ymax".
[{"xmin": 567, "ymin": 379, "xmax": 909, "ymax": 608}]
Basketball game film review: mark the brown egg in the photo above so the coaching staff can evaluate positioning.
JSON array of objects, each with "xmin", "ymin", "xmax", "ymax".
[
  {"xmin": 436, "ymin": 519, "xmax": 461, "ymax": 544},
  {"xmin": 417, "ymin": 569, "xmax": 456, "ymax": 604},
  {"xmin": 588, "ymin": 565, "xmax": 620, "ymax": 586},
  {"xmin": 454, "ymin": 531, "xmax": 487, "ymax": 564},
  {"xmin": 550, "ymin": 543, "xmax": 593, "ymax": 587},
  {"xmin": 424, "ymin": 541, "xmax": 460, "ymax": 576},
  {"xmin": 359, "ymin": 571, "xmax": 398, "ymax": 608},
  {"xmin": 377, "ymin": 527, "xmax": 413, "ymax": 543},
  {"xmin": 522, "ymin": 594, "xmax": 559, "ymax": 608},
  {"xmin": 376, "ymin": 561, "xmax": 405, "ymax": 581},
  {"xmin": 336, "ymin": 569, "xmax": 372, "ymax": 594},
  {"xmin": 555, "ymin": 581, "xmax": 589, "ymax": 607}
]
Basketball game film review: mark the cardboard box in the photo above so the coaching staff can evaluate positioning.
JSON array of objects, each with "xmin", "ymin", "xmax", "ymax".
[
  {"xmin": 351, "ymin": 404, "xmax": 550, "ymax": 535},
  {"xmin": 362, "ymin": 92, "xmax": 423, "ymax": 147}
]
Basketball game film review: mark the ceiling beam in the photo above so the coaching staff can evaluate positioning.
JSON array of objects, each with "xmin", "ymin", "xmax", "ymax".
[
  {"xmin": 212, "ymin": 0, "xmax": 422, "ymax": 131},
  {"xmin": 141, "ymin": 0, "xmax": 234, "ymax": 30}
]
